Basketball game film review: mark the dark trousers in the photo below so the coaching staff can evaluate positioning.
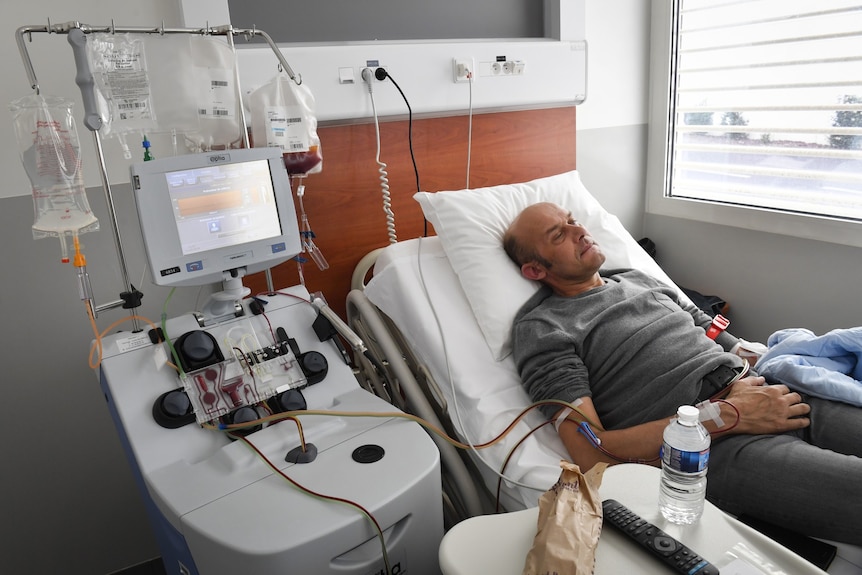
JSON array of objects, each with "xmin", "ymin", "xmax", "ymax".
[{"xmin": 707, "ymin": 394, "xmax": 862, "ymax": 545}]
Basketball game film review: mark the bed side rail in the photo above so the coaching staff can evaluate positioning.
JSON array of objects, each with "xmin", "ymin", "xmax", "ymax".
[{"xmin": 346, "ymin": 288, "xmax": 492, "ymax": 524}]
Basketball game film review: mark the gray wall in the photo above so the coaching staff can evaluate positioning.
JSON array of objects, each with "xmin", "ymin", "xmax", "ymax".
[
  {"xmin": 1, "ymin": 187, "xmax": 210, "ymax": 573},
  {"xmin": 228, "ymin": 0, "xmax": 545, "ymax": 42},
  {"xmin": 2, "ymin": 4, "xmax": 199, "ymax": 574},
  {"xmin": 642, "ymin": 214, "xmax": 862, "ymax": 344}
]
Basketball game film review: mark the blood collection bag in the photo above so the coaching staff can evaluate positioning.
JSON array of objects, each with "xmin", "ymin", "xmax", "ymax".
[
  {"xmin": 248, "ymin": 72, "xmax": 323, "ymax": 175},
  {"xmin": 9, "ymin": 94, "xmax": 99, "ymax": 263}
]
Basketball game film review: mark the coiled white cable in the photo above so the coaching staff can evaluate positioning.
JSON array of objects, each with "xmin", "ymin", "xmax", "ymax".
[{"xmin": 363, "ymin": 68, "xmax": 397, "ymax": 244}]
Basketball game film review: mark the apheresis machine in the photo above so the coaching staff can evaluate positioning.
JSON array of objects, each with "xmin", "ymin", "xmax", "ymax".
[{"xmin": 98, "ymin": 147, "xmax": 443, "ymax": 574}]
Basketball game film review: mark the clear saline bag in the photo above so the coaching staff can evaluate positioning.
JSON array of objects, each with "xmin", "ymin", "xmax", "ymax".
[
  {"xmin": 86, "ymin": 33, "xmax": 157, "ymax": 160},
  {"xmin": 9, "ymin": 94, "xmax": 99, "ymax": 263}
]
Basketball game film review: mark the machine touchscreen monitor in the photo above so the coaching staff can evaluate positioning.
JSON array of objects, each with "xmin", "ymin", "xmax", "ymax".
[{"xmin": 131, "ymin": 148, "xmax": 301, "ymax": 291}]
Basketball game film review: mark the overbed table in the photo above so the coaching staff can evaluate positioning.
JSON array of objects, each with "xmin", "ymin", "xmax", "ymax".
[{"xmin": 439, "ymin": 463, "xmax": 828, "ymax": 575}]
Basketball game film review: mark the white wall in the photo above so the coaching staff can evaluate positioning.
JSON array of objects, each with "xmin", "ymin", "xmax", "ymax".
[
  {"xmin": 182, "ymin": 0, "xmax": 587, "ymax": 124},
  {"xmin": 574, "ymin": 0, "xmax": 651, "ymax": 238},
  {"xmin": 576, "ymin": 0, "xmax": 649, "ymax": 131}
]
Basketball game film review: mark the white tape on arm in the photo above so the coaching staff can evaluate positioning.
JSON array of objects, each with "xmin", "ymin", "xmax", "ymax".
[
  {"xmin": 554, "ymin": 408, "xmax": 574, "ymax": 432},
  {"xmin": 696, "ymin": 400, "xmax": 725, "ymax": 429},
  {"xmin": 553, "ymin": 398, "xmax": 585, "ymax": 433}
]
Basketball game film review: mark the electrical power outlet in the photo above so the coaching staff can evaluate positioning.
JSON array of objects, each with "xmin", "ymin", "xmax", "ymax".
[
  {"xmin": 478, "ymin": 59, "xmax": 525, "ymax": 77},
  {"xmin": 453, "ymin": 57, "xmax": 474, "ymax": 83}
]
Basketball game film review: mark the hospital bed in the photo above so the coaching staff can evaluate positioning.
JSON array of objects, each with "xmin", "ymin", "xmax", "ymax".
[{"xmin": 345, "ymin": 170, "xmax": 862, "ymax": 574}]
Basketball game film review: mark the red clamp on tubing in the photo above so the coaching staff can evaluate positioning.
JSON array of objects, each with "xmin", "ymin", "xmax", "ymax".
[{"xmin": 706, "ymin": 314, "xmax": 730, "ymax": 340}]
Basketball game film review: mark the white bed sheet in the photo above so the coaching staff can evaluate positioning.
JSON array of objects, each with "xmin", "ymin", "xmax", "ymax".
[{"xmin": 364, "ymin": 236, "xmax": 567, "ymax": 511}]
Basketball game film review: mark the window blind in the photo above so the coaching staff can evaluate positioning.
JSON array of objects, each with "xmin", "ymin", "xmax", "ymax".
[{"xmin": 668, "ymin": 0, "xmax": 862, "ymax": 221}]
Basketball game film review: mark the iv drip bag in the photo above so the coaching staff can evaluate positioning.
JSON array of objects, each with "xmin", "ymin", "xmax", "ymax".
[
  {"xmin": 9, "ymin": 94, "xmax": 99, "ymax": 263},
  {"xmin": 86, "ymin": 33, "xmax": 201, "ymax": 156},
  {"xmin": 183, "ymin": 36, "xmax": 244, "ymax": 152}
]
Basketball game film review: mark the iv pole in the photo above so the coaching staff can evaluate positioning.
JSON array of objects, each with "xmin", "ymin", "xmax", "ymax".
[{"xmin": 15, "ymin": 20, "xmax": 299, "ymax": 328}]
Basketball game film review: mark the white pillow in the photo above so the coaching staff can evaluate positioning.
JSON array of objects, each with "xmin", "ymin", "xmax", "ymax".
[{"xmin": 414, "ymin": 170, "xmax": 683, "ymax": 361}]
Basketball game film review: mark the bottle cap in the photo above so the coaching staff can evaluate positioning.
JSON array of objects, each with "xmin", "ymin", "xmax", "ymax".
[{"xmin": 677, "ymin": 405, "xmax": 700, "ymax": 424}]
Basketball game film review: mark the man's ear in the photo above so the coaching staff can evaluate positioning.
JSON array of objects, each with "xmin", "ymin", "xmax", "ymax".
[{"xmin": 521, "ymin": 262, "xmax": 546, "ymax": 281}]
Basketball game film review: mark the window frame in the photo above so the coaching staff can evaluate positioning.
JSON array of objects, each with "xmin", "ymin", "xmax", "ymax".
[{"xmin": 645, "ymin": 0, "xmax": 862, "ymax": 248}]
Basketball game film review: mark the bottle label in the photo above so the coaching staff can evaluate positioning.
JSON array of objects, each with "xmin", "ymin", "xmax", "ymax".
[{"xmin": 661, "ymin": 443, "xmax": 709, "ymax": 473}]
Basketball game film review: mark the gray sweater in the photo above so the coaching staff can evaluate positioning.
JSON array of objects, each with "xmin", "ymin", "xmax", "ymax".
[{"xmin": 512, "ymin": 269, "xmax": 743, "ymax": 429}]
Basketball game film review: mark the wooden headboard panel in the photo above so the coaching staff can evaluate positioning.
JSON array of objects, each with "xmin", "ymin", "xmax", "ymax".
[{"xmin": 247, "ymin": 106, "xmax": 577, "ymax": 318}]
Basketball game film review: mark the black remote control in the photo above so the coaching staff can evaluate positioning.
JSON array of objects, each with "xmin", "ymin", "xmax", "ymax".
[{"xmin": 602, "ymin": 499, "xmax": 720, "ymax": 575}]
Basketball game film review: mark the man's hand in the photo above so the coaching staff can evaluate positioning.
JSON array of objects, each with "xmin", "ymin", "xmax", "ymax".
[{"xmin": 721, "ymin": 377, "xmax": 811, "ymax": 434}]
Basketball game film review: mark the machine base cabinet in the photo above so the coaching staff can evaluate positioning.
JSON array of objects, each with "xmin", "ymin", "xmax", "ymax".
[{"xmin": 98, "ymin": 286, "xmax": 443, "ymax": 574}]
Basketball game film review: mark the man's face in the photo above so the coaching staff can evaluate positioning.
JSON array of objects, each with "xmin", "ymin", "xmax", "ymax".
[{"xmin": 516, "ymin": 203, "xmax": 606, "ymax": 286}]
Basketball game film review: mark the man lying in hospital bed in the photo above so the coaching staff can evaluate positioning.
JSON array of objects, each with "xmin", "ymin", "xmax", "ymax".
[
  {"xmin": 504, "ymin": 200, "xmax": 862, "ymax": 546},
  {"xmin": 356, "ymin": 171, "xmax": 862, "ymax": 568}
]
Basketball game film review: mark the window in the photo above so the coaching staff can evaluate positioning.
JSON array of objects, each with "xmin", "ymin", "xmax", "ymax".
[{"xmin": 647, "ymin": 0, "xmax": 862, "ymax": 245}]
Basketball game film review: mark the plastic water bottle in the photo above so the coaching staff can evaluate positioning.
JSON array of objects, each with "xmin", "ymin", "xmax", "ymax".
[{"xmin": 658, "ymin": 405, "xmax": 710, "ymax": 524}]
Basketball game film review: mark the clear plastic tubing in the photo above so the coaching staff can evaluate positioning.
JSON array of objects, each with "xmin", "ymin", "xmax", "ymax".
[{"xmin": 658, "ymin": 405, "xmax": 711, "ymax": 524}]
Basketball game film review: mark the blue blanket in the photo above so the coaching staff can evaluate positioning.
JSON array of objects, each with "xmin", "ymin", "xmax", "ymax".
[{"xmin": 755, "ymin": 327, "xmax": 862, "ymax": 407}]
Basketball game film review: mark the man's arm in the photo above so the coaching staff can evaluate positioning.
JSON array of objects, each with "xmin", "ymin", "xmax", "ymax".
[
  {"xmin": 556, "ymin": 397, "xmax": 668, "ymax": 470},
  {"xmin": 556, "ymin": 377, "xmax": 811, "ymax": 470}
]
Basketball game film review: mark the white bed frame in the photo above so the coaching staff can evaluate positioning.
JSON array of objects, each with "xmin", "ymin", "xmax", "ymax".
[{"xmin": 347, "ymin": 247, "xmax": 495, "ymax": 526}]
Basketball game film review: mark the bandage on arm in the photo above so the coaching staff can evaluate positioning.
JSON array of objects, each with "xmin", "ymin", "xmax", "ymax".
[
  {"xmin": 696, "ymin": 400, "xmax": 725, "ymax": 428},
  {"xmin": 730, "ymin": 339, "xmax": 768, "ymax": 363},
  {"xmin": 553, "ymin": 398, "xmax": 585, "ymax": 432}
]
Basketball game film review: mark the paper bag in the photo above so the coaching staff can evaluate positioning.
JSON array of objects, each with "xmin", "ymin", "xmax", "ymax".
[{"xmin": 522, "ymin": 461, "xmax": 608, "ymax": 575}]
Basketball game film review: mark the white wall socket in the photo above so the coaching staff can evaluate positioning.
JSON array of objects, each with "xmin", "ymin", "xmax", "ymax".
[{"xmin": 453, "ymin": 57, "xmax": 474, "ymax": 83}]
